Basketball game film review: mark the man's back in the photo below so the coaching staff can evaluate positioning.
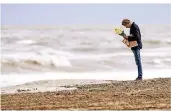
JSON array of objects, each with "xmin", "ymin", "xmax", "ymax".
[{"xmin": 129, "ymin": 22, "xmax": 142, "ymax": 50}]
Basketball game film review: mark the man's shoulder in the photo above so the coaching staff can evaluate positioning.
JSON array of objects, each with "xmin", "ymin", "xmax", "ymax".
[
  {"xmin": 134, "ymin": 22, "xmax": 140, "ymax": 26},
  {"xmin": 132, "ymin": 22, "xmax": 140, "ymax": 29}
]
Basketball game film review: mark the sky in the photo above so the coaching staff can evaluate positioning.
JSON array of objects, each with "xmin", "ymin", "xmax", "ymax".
[{"xmin": 1, "ymin": 4, "xmax": 171, "ymax": 25}]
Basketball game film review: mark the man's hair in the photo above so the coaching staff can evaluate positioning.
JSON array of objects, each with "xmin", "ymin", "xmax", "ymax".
[{"xmin": 122, "ymin": 19, "xmax": 131, "ymax": 25}]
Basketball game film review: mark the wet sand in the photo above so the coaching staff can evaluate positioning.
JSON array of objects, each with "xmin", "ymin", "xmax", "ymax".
[{"xmin": 1, "ymin": 78, "xmax": 171, "ymax": 110}]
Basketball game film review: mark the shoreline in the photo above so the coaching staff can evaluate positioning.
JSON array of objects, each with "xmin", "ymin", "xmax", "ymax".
[
  {"xmin": 1, "ymin": 79, "xmax": 111, "ymax": 94},
  {"xmin": 1, "ymin": 77, "xmax": 171, "ymax": 110}
]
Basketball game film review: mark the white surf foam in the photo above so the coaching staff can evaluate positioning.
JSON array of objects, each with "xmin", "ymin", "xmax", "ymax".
[
  {"xmin": 69, "ymin": 52, "xmax": 170, "ymax": 60},
  {"xmin": 16, "ymin": 40, "xmax": 36, "ymax": 45},
  {"xmin": 1, "ymin": 69, "xmax": 171, "ymax": 88},
  {"xmin": 1, "ymin": 52, "xmax": 71, "ymax": 67}
]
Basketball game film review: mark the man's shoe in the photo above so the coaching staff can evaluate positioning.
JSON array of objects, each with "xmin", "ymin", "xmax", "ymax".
[{"xmin": 135, "ymin": 77, "xmax": 142, "ymax": 80}]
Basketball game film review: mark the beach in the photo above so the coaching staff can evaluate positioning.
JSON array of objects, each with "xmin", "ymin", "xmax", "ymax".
[
  {"xmin": 1, "ymin": 25, "xmax": 171, "ymax": 110},
  {"xmin": 1, "ymin": 3, "xmax": 171, "ymax": 110},
  {"xmin": 1, "ymin": 78, "xmax": 171, "ymax": 110}
]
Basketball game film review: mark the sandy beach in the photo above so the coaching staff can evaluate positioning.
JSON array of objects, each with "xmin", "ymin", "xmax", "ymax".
[
  {"xmin": 2, "ymin": 3, "xmax": 171, "ymax": 111},
  {"xmin": 1, "ymin": 78, "xmax": 171, "ymax": 110}
]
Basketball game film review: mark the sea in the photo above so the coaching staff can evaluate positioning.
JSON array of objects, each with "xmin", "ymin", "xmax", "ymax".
[{"xmin": 1, "ymin": 25, "xmax": 171, "ymax": 87}]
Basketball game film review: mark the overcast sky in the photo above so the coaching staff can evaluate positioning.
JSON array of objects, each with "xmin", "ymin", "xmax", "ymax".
[{"xmin": 1, "ymin": 4, "xmax": 171, "ymax": 25}]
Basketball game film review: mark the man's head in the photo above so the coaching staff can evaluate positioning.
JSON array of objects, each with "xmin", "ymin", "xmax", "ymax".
[{"xmin": 122, "ymin": 19, "xmax": 132, "ymax": 28}]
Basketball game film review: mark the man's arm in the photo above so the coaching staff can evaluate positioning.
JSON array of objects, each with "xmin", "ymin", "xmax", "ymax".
[{"xmin": 127, "ymin": 26, "xmax": 140, "ymax": 41}]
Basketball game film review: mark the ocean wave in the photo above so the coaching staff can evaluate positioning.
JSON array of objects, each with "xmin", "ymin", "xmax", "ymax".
[
  {"xmin": 16, "ymin": 40, "xmax": 36, "ymax": 45},
  {"xmin": 143, "ymin": 40, "xmax": 171, "ymax": 45},
  {"xmin": 145, "ymin": 58, "xmax": 171, "ymax": 66},
  {"xmin": 1, "ymin": 52, "xmax": 72, "ymax": 68},
  {"xmin": 68, "ymin": 52, "xmax": 170, "ymax": 60}
]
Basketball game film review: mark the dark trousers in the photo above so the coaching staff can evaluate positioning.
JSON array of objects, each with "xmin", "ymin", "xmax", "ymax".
[{"xmin": 132, "ymin": 48, "xmax": 143, "ymax": 78}]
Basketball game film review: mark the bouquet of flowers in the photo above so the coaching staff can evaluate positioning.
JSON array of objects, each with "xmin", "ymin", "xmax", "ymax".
[
  {"xmin": 114, "ymin": 27, "xmax": 138, "ymax": 48},
  {"xmin": 114, "ymin": 27, "xmax": 129, "ymax": 47},
  {"xmin": 114, "ymin": 27, "xmax": 126, "ymax": 37}
]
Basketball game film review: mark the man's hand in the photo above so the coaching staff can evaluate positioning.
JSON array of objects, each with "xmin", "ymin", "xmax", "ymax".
[
  {"xmin": 122, "ymin": 38, "xmax": 130, "ymax": 47},
  {"xmin": 124, "ymin": 36, "xmax": 128, "ymax": 40}
]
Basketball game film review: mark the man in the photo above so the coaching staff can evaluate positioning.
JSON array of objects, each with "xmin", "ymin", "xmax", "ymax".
[{"xmin": 122, "ymin": 19, "xmax": 143, "ymax": 80}]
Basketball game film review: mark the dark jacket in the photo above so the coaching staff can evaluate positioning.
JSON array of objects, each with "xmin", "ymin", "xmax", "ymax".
[{"xmin": 128, "ymin": 22, "xmax": 142, "ymax": 50}]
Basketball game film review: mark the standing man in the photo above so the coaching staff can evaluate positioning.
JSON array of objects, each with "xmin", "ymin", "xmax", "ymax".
[{"xmin": 122, "ymin": 19, "xmax": 143, "ymax": 80}]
